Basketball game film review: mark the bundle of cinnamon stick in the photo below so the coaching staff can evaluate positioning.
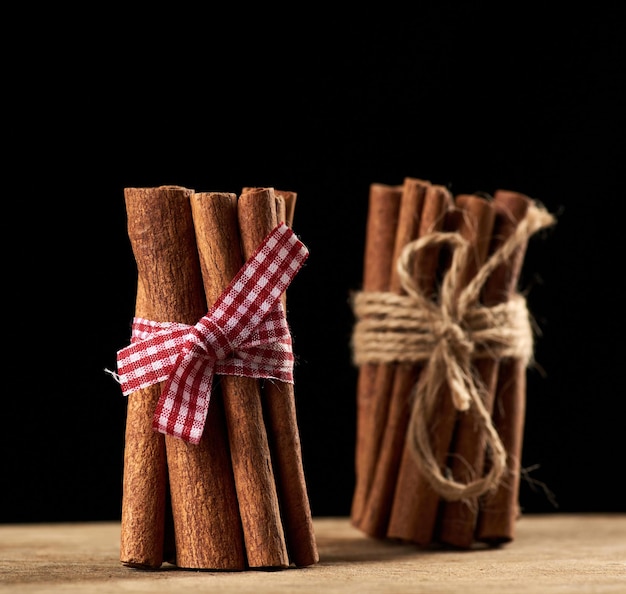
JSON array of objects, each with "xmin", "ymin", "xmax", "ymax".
[
  {"xmin": 117, "ymin": 185, "xmax": 318, "ymax": 570},
  {"xmin": 350, "ymin": 178, "xmax": 555, "ymax": 548}
]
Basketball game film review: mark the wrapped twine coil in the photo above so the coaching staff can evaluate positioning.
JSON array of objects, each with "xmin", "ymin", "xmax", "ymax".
[{"xmin": 351, "ymin": 202, "xmax": 555, "ymax": 501}]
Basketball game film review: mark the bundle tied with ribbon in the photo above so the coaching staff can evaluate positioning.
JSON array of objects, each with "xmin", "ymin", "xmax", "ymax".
[
  {"xmin": 112, "ymin": 186, "xmax": 318, "ymax": 572},
  {"xmin": 349, "ymin": 184, "xmax": 556, "ymax": 549}
]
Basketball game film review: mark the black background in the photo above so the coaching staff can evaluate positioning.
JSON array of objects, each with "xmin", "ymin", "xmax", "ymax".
[{"xmin": 4, "ymin": 5, "xmax": 624, "ymax": 523}]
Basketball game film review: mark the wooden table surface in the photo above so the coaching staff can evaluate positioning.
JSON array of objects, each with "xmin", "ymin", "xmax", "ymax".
[{"xmin": 1, "ymin": 514, "xmax": 624, "ymax": 593}]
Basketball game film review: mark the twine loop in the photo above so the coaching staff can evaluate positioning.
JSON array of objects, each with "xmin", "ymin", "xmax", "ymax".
[{"xmin": 351, "ymin": 202, "xmax": 555, "ymax": 500}]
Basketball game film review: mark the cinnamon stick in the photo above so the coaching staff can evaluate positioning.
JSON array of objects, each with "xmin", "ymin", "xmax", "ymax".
[
  {"xmin": 358, "ymin": 182, "xmax": 453, "ymax": 538},
  {"xmin": 166, "ymin": 393, "xmax": 246, "ymax": 569},
  {"xmin": 120, "ymin": 273, "xmax": 167, "ymax": 568},
  {"xmin": 242, "ymin": 187, "xmax": 297, "ymax": 227},
  {"xmin": 351, "ymin": 183, "xmax": 403, "ymax": 524},
  {"xmin": 275, "ymin": 193, "xmax": 287, "ymax": 227},
  {"xmin": 355, "ymin": 177, "xmax": 428, "ymax": 536},
  {"xmin": 237, "ymin": 187, "xmax": 319, "ymax": 567},
  {"xmin": 275, "ymin": 189, "xmax": 297, "ymax": 227},
  {"xmin": 123, "ymin": 186, "xmax": 246, "ymax": 570},
  {"xmin": 437, "ymin": 191, "xmax": 531, "ymax": 548},
  {"xmin": 191, "ymin": 190, "xmax": 289, "ymax": 569},
  {"xmin": 387, "ymin": 194, "xmax": 496, "ymax": 545},
  {"xmin": 475, "ymin": 189, "xmax": 537, "ymax": 545}
]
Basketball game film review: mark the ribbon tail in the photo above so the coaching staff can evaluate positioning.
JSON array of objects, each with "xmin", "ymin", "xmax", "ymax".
[
  {"xmin": 117, "ymin": 323, "xmax": 191, "ymax": 395},
  {"xmin": 152, "ymin": 352, "xmax": 215, "ymax": 444}
]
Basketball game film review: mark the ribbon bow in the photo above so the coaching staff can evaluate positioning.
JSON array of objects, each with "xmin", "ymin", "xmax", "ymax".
[{"xmin": 115, "ymin": 223, "xmax": 309, "ymax": 444}]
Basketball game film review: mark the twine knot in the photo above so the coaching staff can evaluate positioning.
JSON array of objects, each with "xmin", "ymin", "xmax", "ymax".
[
  {"xmin": 436, "ymin": 320, "xmax": 473, "ymax": 361},
  {"xmin": 351, "ymin": 201, "xmax": 556, "ymax": 500}
]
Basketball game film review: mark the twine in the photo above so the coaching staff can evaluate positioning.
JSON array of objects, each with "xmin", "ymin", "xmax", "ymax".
[{"xmin": 351, "ymin": 202, "xmax": 555, "ymax": 501}]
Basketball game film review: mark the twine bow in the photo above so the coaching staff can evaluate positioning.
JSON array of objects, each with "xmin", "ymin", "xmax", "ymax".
[
  {"xmin": 351, "ymin": 203, "xmax": 555, "ymax": 500},
  {"xmin": 115, "ymin": 223, "xmax": 309, "ymax": 444}
]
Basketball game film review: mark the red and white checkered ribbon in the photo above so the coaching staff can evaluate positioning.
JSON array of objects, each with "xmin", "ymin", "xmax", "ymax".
[{"xmin": 116, "ymin": 223, "xmax": 309, "ymax": 444}]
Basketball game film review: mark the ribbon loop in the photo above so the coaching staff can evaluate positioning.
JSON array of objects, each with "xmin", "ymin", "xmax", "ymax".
[{"xmin": 115, "ymin": 222, "xmax": 309, "ymax": 444}]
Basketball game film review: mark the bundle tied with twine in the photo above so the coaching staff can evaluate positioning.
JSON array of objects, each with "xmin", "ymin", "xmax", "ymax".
[{"xmin": 351, "ymin": 202, "xmax": 556, "ymax": 502}]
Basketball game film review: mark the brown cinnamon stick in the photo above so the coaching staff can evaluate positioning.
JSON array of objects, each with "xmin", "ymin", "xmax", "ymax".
[
  {"xmin": 387, "ymin": 194, "xmax": 496, "ymax": 545},
  {"xmin": 437, "ymin": 191, "xmax": 531, "ymax": 548},
  {"xmin": 120, "ymin": 273, "xmax": 167, "ymax": 568},
  {"xmin": 351, "ymin": 183, "xmax": 403, "ymax": 525},
  {"xmin": 475, "ymin": 189, "xmax": 536, "ymax": 545},
  {"xmin": 275, "ymin": 189, "xmax": 297, "ymax": 227},
  {"xmin": 191, "ymin": 190, "xmax": 289, "ymax": 569},
  {"xmin": 122, "ymin": 186, "xmax": 246, "ymax": 570},
  {"xmin": 358, "ymin": 182, "xmax": 453, "ymax": 538},
  {"xmin": 242, "ymin": 186, "xmax": 298, "ymax": 253},
  {"xmin": 237, "ymin": 187, "xmax": 319, "ymax": 567},
  {"xmin": 166, "ymin": 394, "xmax": 246, "ymax": 569},
  {"xmin": 355, "ymin": 177, "xmax": 429, "ymax": 536},
  {"xmin": 275, "ymin": 193, "xmax": 287, "ymax": 226},
  {"xmin": 242, "ymin": 187, "xmax": 297, "ymax": 227}
]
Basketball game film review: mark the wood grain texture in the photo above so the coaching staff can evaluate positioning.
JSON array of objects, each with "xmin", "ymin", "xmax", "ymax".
[{"xmin": 2, "ymin": 516, "xmax": 624, "ymax": 592}]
